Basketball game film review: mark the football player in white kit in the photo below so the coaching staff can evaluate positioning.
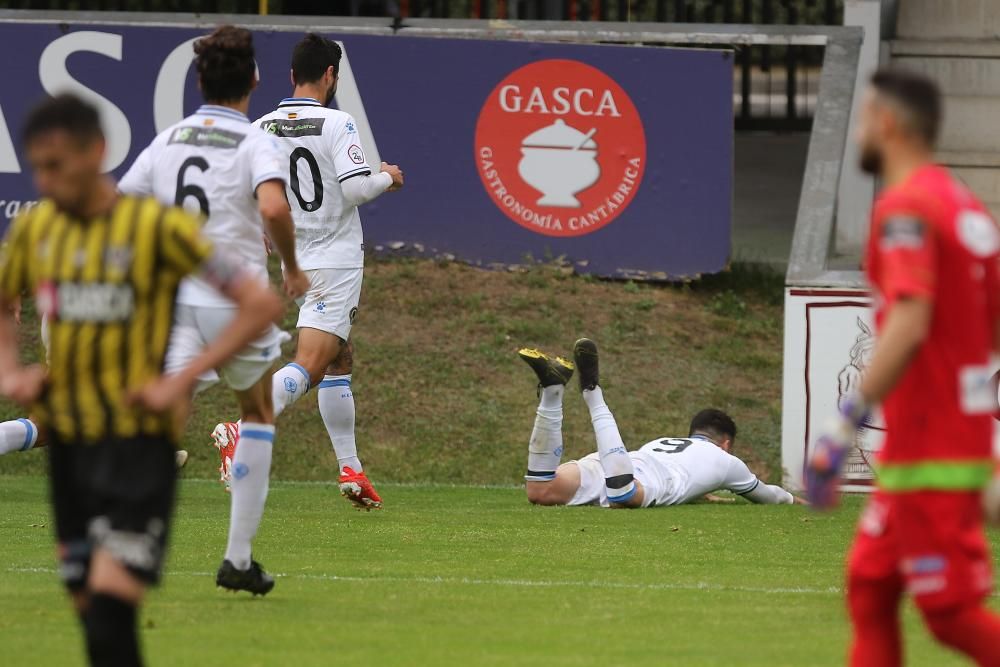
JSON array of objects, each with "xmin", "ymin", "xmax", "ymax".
[
  {"xmin": 519, "ymin": 339, "xmax": 798, "ymax": 508},
  {"xmin": 212, "ymin": 33, "xmax": 403, "ymax": 509},
  {"xmin": 119, "ymin": 26, "xmax": 309, "ymax": 595}
]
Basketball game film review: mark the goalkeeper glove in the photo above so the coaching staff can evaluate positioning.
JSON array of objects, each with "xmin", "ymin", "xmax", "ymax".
[{"xmin": 806, "ymin": 395, "xmax": 870, "ymax": 510}]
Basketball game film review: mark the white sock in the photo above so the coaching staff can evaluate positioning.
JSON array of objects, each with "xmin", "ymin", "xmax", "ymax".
[
  {"xmin": 224, "ymin": 422, "xmax": 274, "ymax": 570},
  {"xmin": 271, "ymin": 363, "xmax": 311, "ymax": 418},
  {"xmin": 319, "ymin": 375, "xmax": 362, "ymax": 472},
  {"xmin": 526, "ymin": 385, "xmax": 565, "ymax": 481},
  {"xmin": 0, "ymin": 418, "xmax": 38, "ymax": 455},
  {"xmin": 583, "ymin": 387, "xmax": 636, "ymax": 502}
]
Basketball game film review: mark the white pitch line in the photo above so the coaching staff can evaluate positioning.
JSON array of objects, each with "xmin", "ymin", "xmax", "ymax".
[{"xmin": 6, "ymin": 566, "xmax": 841, "ymax": 596}]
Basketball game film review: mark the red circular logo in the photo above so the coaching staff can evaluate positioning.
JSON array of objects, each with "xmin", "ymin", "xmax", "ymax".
[{"xmin": 475, "ymin": 59, "xmax": 646, "ymax": 237}]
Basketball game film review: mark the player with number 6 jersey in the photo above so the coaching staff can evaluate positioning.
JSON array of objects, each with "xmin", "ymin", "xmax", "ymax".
[
  {"xmin": 212, "ymin": 33, "xmax": 404, "ymax": 510},
  {"xmin": 119, "ymin": 26, "xmax": 309, "ymax": 596},
  {"xmin": 518, "ymin": 339, "xmax": 797, "ymax": 508}
]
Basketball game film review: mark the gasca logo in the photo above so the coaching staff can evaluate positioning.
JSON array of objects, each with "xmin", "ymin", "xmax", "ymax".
[{"xmin": 475, "ymin": 59, "xmax": 646, "ymax": 237}]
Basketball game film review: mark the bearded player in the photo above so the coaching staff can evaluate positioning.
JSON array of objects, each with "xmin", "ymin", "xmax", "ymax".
[
  {"xmin": 806, "ymin": 68, "xmax": 1000, "ymax": 666},
  {"xmin": 519, "ymin": 339, "xmax": 797, "ymax": 508},
  {"xmin": 212, "ymin": 33, "xmax": 402, "ymax": 509}
]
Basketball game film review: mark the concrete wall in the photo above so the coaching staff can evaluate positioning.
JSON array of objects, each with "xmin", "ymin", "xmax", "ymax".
[
  {"xmin": 891, "ymin": 2, "xmax": 1000, "ymax": 216},
  {"xmin": 897, "ymin": 0, "xmax": 1000, "ymax": 40}
]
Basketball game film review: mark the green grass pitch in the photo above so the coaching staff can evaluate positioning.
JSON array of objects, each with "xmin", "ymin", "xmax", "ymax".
[{"xmin": 2, "ymin": 476, "xmax": 997, "ymax": 666}]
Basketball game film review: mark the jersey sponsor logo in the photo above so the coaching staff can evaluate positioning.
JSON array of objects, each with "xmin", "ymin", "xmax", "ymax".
[
  {"xmin": 957, "ymin": 210, "xmax": 1000, "ymax": 258},
  {"xmin": 960, "ymin": 364, "xmax": 998, "ymax": 415},
  {"xmin": 36, "ymin": 280, "xmax": 135, "ymax": 322},
  {"xmin": 879, "ymin": 216, "xmax": 926, "ymax": 251},
  {"xmin": 260, "ymin": 117, "xmax": 326, "ymax": 138},
  {"xmin": 475, "ymin": 59, "xmax": 646, "ymax": 238},
  {"xmin": 348, "ymin": 144, "xmax": 365, "ymax": 165},
  {"xmin": 168, "ymin": 126, "xmax": 246, "ymax": 150},
  {"xmin": 902, "ymin": 555, "xmax": 946, "ymax": 575}
]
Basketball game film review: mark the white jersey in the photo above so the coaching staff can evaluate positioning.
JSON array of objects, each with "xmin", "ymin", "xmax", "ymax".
[
  {"xmin": 119, "ymin": 105, "xmax": 285, "ymax": 307},
  {"xmin": 570, "ymin": 436, "xmax": 792, "ymax": 508},
  {"xmin": 255, "ymin": 98, "xmax": 371, "ymax": 270}
]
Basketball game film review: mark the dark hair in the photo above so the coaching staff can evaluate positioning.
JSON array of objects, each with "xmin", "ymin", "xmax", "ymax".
[
  {"xmin": 689, "ymin": 408, "xmax": 737, "ymax": 443},
  {"xmin": 870, "ymin": 67, "xmax": 942, "ymax": 146},
  {"xmin": 291, "ymin": 33, "xmax": 342, "ymax": 85},
  {"xmin": 194, "ymin": 25, "xmax": 256, "ymax": 104},
  {"xmin": 22, "ymin": 93, "xmax": 103, "ymax": 146}
]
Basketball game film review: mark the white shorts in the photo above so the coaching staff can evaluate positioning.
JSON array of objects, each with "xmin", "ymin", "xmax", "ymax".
[
  {"xmin": 567, "ymin": 452, "xmax": 662, "ymax": 508},
  {"xmin": 166, "ymin": 304, "xmax": 285, "ymax": 394},
  {"xmin": 296, "ymin": 268, "xmax": 362, "ymax": 340}
]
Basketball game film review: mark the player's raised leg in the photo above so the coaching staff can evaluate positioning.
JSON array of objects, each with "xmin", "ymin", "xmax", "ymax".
[
  {"xmin": 0, "ymin": 417, "xmax": 39, "ymax": 455},
  {"xmin": 519, "ymin": 348, "xmax": 578, "ymax": 505},
  {"xmin": 217, "ymin": 373, "xmax": 276, "ymax": 596},
  {"xmin": 574, "ymin": 338, "xmax": 643, "ymax": 508}
]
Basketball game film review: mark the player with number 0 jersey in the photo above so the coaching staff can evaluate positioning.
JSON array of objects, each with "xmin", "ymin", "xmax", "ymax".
[{"xmin": 212, "ymin": 33, "xmax": 403, "ymax": 509}]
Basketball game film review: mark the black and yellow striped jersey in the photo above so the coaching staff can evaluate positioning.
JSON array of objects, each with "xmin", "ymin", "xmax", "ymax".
[{"xmin": 0, "ymin": 195, "xmax": 212, "ymax": 444}]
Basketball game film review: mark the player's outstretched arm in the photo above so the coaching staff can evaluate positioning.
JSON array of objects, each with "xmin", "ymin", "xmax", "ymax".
[
  {"xmin": 724, "ymin": 456, "xmax": 794, "ymax": 505},
  {"xmin": 739, "ymin": 480, "xmax": 795, "ymax": 505}
]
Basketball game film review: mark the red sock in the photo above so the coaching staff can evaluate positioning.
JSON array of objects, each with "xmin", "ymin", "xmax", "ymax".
[
  {"xmin": 924, "ymin": 605, "xmax": 1000, "ymax": 666},
  {"xmin": 848, "ymin": 576, "xmax": 903, "ymax": 667}
]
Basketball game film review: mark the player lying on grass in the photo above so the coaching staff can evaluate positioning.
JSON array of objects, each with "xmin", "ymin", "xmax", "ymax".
[{"xmin": 519, "ymin": 339, "xmax": 797, "ymax": 508}]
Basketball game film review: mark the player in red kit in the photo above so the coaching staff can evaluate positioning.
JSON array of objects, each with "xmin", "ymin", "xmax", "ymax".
[{"xmin": 806, "ymin": 68, "xmax": 1000, "ymax": 666}]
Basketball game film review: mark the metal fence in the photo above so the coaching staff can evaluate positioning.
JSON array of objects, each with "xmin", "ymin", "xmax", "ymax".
[{"xmin": 0, "ymin": 0, "xmax": 842, "ymax": 128}]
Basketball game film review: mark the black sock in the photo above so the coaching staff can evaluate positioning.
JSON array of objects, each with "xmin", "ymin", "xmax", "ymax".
[{"xmin": 83, "ymin": 593, "xmax": 142, "ymax": 667}]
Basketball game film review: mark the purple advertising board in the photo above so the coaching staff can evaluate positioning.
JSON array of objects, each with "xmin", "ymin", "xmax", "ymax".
[{"xmin": 0, "ymin": 21, "xmax": 732, "ymax": 278}]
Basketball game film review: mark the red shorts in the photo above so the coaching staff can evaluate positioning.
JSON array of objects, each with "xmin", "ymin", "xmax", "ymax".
[{"xmin": 848, "ymin": 490, "xmax": 994, "ymax": 612}]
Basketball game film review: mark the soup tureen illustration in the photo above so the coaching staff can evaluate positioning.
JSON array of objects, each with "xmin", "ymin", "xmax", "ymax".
[{"xmin": 518, "ymin": 119, "xmax": 600, "ymax": 208}]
